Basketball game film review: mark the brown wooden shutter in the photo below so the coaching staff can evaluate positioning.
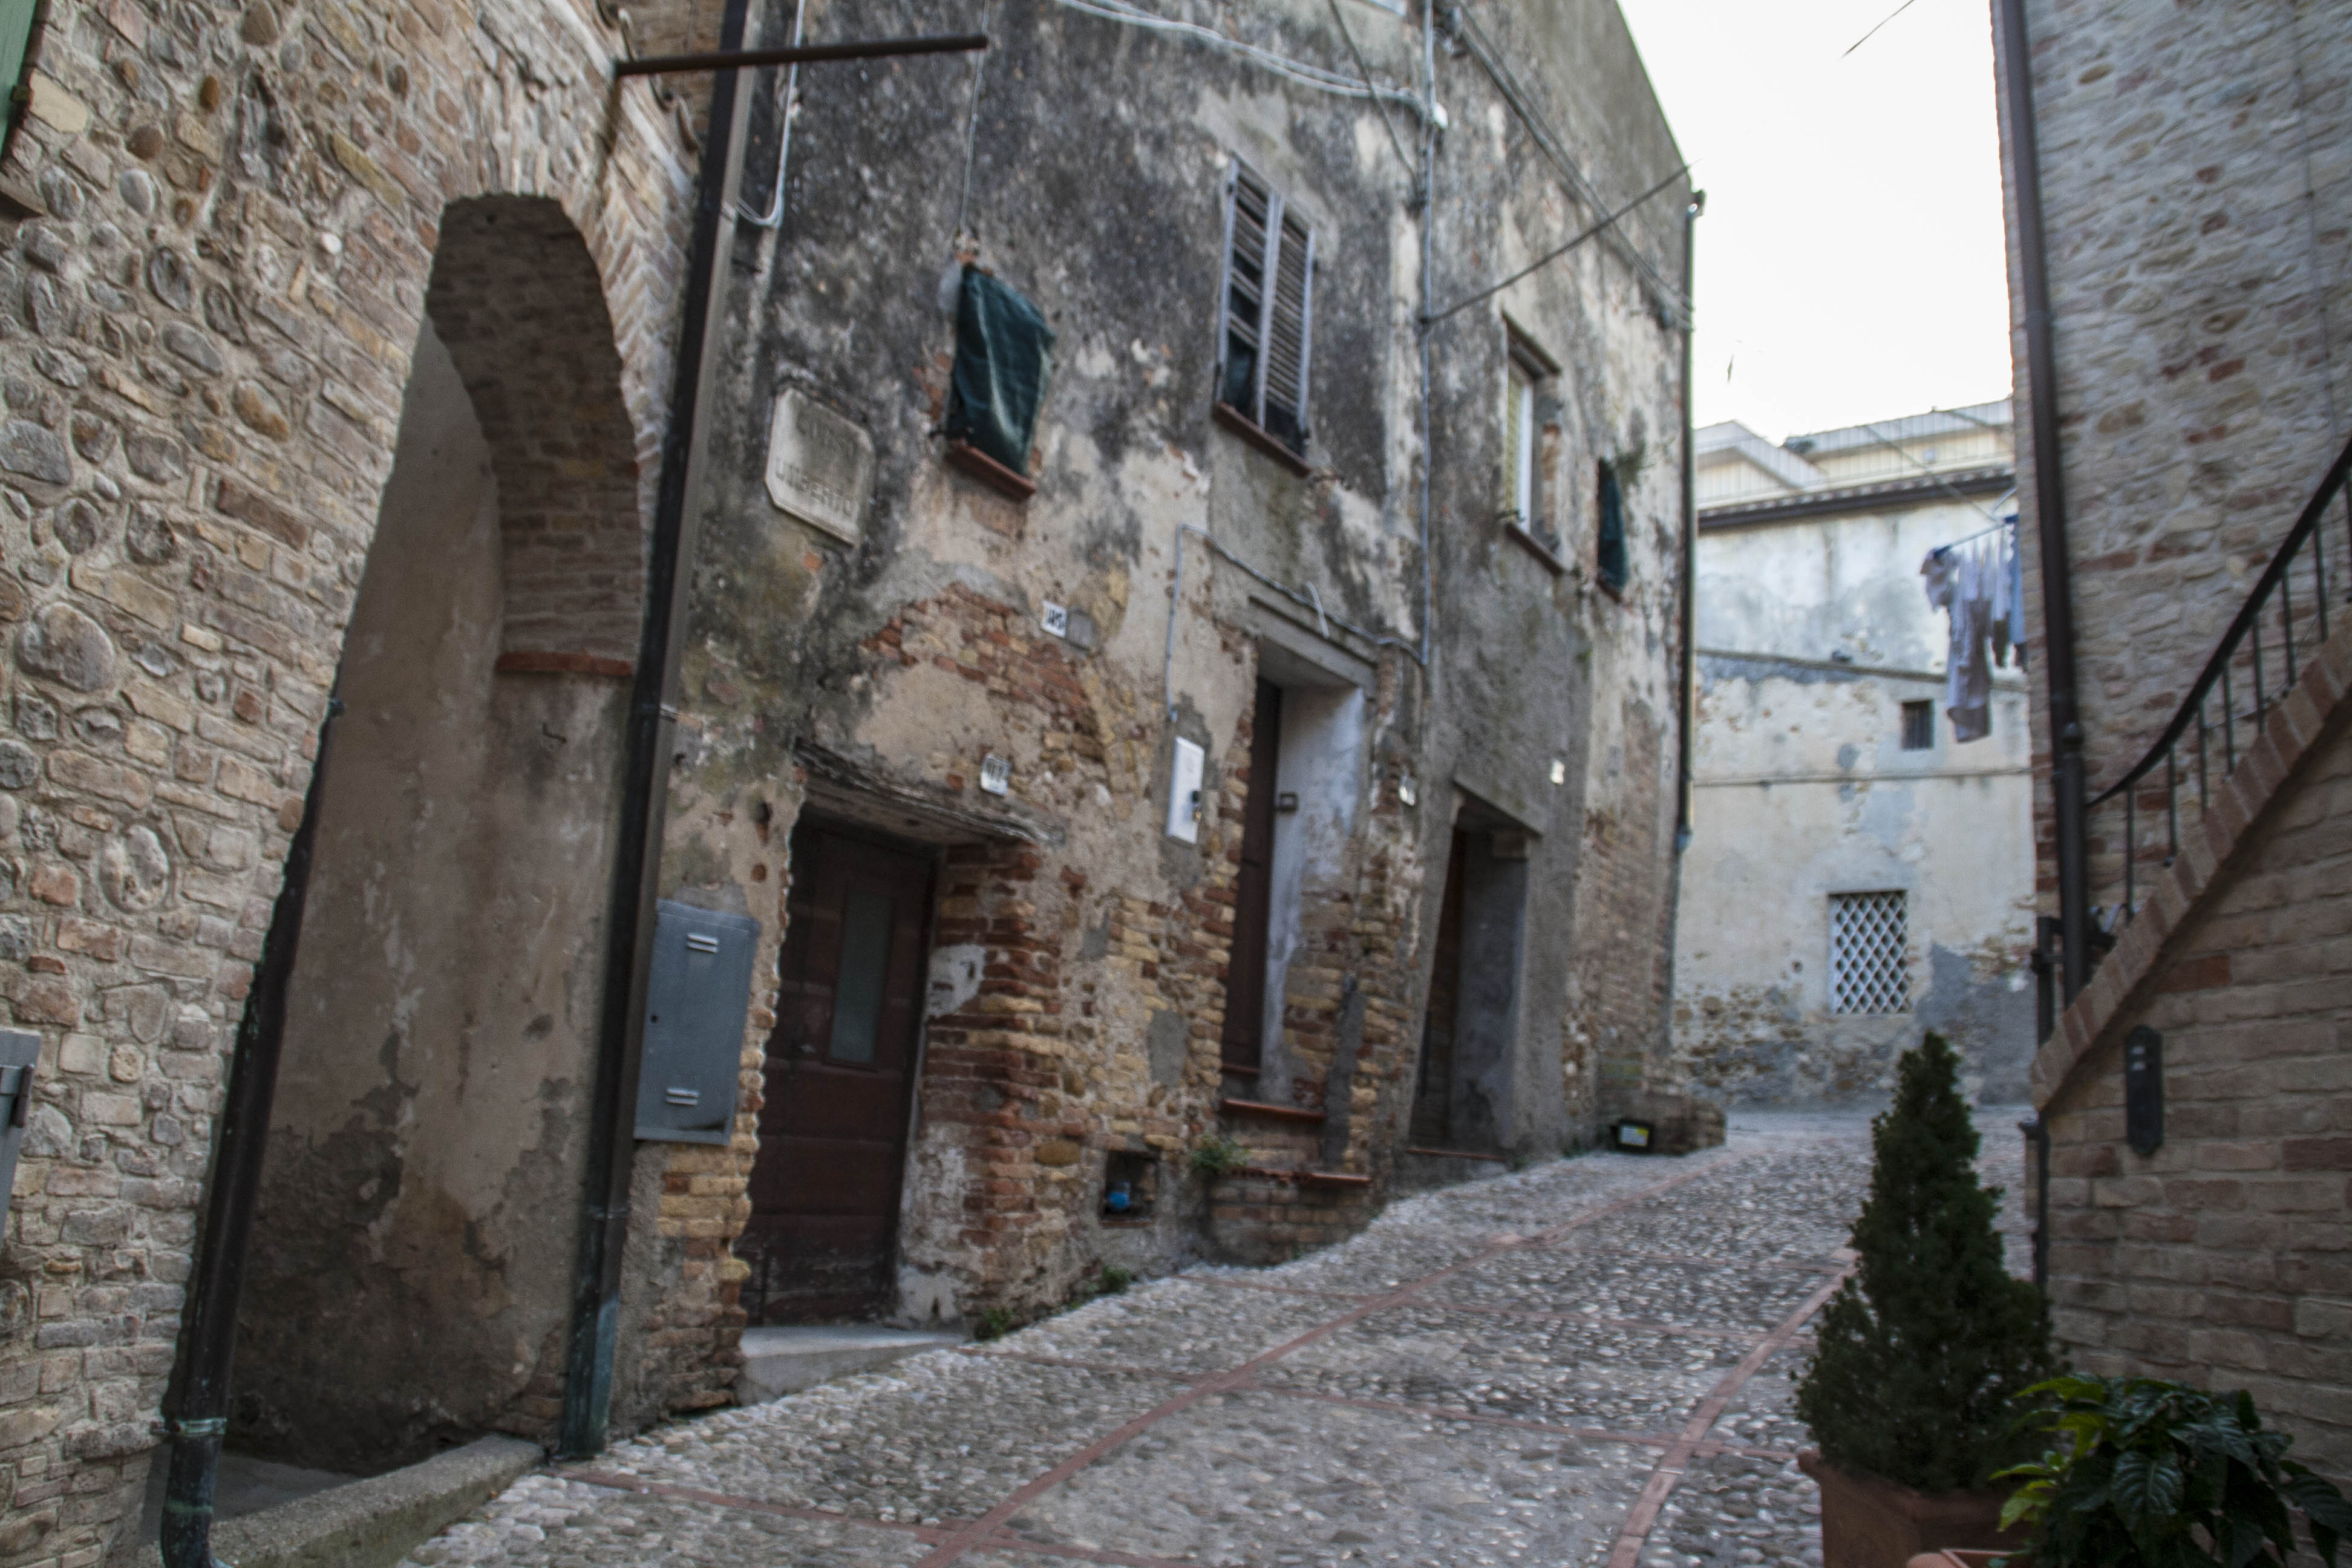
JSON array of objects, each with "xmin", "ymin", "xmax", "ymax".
[{"xmin": 1262, "ymin": 209, "xmax": 1313, "ymax": 449}]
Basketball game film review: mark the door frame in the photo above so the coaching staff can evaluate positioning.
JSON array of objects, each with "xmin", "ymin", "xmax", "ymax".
[{"xmin": 754, "ymin": 811, "xmax": 945, "ymax": 1320}]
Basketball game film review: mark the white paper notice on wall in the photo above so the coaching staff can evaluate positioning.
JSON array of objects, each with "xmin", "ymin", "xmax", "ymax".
[
  {"xmin": 1166, "ymin": 737, "xmax": 1204, "ymax": 843},
  {"xmin": 765, "ymin": 388, "xmax": 875, "ymax": 546}
]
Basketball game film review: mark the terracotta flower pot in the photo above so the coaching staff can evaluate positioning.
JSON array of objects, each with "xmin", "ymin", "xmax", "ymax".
[{"xmin": 1799, "ymin": 1450, "xmax": 2028, "ymax": 1568}]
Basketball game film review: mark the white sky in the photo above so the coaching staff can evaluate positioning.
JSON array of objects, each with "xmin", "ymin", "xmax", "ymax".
[{"xmin": 1613, "ymin": 0, "xmax": 2014, "ymax": 443}]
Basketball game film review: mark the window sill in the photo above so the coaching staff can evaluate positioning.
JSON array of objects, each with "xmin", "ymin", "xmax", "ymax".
[
  {"xmin": 1502, "ymin": 520, "xmax": 1566, "ymax": 575},
  {"xmin": 945, "ymin": 439, "xmax": 1036, "ymax": 501},
  {"xmin": 1212, "ymin": 401, "xmax": 1312, "ymax": 477}
]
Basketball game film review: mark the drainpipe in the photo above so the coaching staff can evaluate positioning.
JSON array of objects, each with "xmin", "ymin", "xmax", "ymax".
[
  {"xmin": 1673, "ymin": 192, "xmax": 1702, "ymax": 854},
  {"xmin": 560, "ymin": 0, "xmax": 756, "ymax": 1457},
  {"xmin": 1993, "ymin": 0, "xmax": 2089, "ymax": 1001},
  {"xmin": 158, "ymin": 697, "xmax": 341, "ymax": 1568}
]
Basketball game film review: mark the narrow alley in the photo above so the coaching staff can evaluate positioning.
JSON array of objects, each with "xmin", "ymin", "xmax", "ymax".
[{"xmin": 397, "ymin": 1116, "xmax": 2028, "ymax": 1568}]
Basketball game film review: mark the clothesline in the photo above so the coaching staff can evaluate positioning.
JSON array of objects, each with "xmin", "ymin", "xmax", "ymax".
[{"xmin": 1928, "ymin": 505, "xmax": 2020, "ymax": 558}]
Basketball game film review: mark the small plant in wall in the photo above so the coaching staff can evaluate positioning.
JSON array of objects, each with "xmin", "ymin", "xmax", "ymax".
[
  {"xmin": 1189, "ymin": 1133, "xmax": 1248, "ymax": 1179},
  {"xmin": 1997, "ymin": 1376, "xmax": 2352, "ymax": 1568},
  {"xmin": 1794, "ymin": 1033, "xmax": 2058, "ymax": 1568}
]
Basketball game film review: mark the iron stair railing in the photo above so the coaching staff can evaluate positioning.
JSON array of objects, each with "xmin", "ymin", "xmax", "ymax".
[{"xmin": 2069, "ymin": 428, "xmax": 2352, "ymax": 965}]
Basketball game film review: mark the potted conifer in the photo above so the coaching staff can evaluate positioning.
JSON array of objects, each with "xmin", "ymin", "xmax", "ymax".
[{"xmin": 1795, "ymin": 1033, "xmax": 2057, "ymax": 1568}]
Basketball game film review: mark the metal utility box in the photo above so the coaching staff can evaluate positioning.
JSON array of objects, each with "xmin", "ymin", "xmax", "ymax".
[
  {"xmin": 0, "ymin": 1028, "xmax": 38, "ymax": 1240},
  {"xmin": 634, "ymin": 901, "xmax": 761, "ymax": 1146}
]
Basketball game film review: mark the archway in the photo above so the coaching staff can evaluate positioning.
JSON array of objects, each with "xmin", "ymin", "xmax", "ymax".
[{"xmin": 226, "ymin": 197, "xmax": 644, "ymax": 1473}]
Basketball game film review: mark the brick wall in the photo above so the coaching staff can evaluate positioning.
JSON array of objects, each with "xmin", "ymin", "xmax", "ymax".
[
  {"xmin": 2038, "ymin": 699, "xmax": 2352, "ymax": 1481},
  {"xmin": 0, "ymin": 0, "xmax": 704, "ymax": 1560},
  {"xmin": 2000, "ymin": 0, "xmax": 2352, "ymax": 915}
]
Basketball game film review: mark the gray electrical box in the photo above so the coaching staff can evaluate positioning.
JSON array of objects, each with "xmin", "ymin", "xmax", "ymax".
[
  {"xmin": 634, "ymin": 901, "xmax": 761, "ymax": 1145},
  {"xmin": 0, "ymin": 1028, "xmax": 39, "ymax": 1241}
]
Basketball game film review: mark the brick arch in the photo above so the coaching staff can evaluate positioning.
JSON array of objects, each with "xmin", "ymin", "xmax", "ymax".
[{"xmin": 425, "ymin": 195, "xmax": 645, "ymax": 673}]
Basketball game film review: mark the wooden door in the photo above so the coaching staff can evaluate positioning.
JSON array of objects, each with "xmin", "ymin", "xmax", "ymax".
[
  {"xmin": 1410, "ymin": 829, "xmax": 1469, "ymax": 1148},
  {"xmin": 742, "ymin": 825, "xmax": 934, "ymax": 1322},
  {"xmin": 1221, "ymin": 678, "xmax": 1283, "ymax": 1076}
]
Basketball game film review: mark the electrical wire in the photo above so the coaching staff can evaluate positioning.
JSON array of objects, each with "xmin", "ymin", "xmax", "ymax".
[
  {"xmin": 734, "ymin": 0, "xmax": 806, "ymax": 226},
  {"xmin": 1445, "ymin": 0, "xmax": 1686, "ymax": 326},
  {"xmin": 1047, "ymin": 0, "xmax": 1425, "ymax": 117},
  {"xmin": 1324, "ymin": 0, "xmax": 1416, "ymax": 182},
  {"xmin": 953, "ymin": 0, "xmax": 994, "ymax": 242},
  {"xmin": 1422, "ymin": 163, "xmax": 1689, "ymax": 325},
  {"xmin": 1854, "ymin": 420, "xmax": 2014, "ymax": 526}
]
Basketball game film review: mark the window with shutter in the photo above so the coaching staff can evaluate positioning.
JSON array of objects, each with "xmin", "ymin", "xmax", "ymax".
[
  {"xmin": 1217, "ymin": 163, "xmax": 1314, "ymax": 463},
  {"xmin": 1596, "ymin": 459, "xmax": 1628, "ymax": 594}
]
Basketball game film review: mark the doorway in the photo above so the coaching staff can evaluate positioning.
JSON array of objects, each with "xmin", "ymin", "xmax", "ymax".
[
  {"xmin": 1221, "ymin": 678, "xmax": 1283, "ymax": 1078},
  {"xmin": 1409, "ymin": 811, "xmax": 1532, "ymax": 1154},
  {"xmin": 743, "ymin": 822, "xmax": 936, "ymax": 1321}
]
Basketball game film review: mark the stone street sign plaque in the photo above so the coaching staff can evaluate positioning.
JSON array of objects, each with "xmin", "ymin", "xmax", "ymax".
[{"xmin": 765, "ymin": 388, "xmax": 873, "ymax": 545}]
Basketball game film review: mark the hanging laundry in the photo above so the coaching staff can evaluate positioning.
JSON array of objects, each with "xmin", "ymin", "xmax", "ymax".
[
  {"xmin": 2004, "ymin": 515, "xmax": 2027, "ymax": 668},
  {"xmin": 1922, "ymin": 538, "xmax": 1996, "ymax": 742}
]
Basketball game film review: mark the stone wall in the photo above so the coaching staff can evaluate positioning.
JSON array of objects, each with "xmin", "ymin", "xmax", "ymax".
[{"xmin": 0, "ymin": 0, "xmax": 706, "ymax": 1560}]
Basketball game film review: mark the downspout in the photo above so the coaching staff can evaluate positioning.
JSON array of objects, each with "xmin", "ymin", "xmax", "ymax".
[
  {"xmin": 1993, "ymin": 0, "xmax": 2089, "ymax": 1001},
  {"xmin": 158, "ymin": 696, "xmax": 341, "ymax": 1568},
  {"xmin": 1673, "ymin": 191, "xmax": 1701, "ymax": 854},
  {"xmin": 560, "ymin": 0, "xmax": 756, "ymax": 1457}
]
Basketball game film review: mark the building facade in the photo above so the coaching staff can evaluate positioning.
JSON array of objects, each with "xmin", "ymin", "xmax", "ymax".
[
  {"xmin": 1674, "ymin": 403, "xmax": 2037, "ymax": 1106},
  {"xmin": 1996, "ymin": 0, "xmax": 2352, "ymax": 1482},
  {"xmin": 0, "ymin": 0, "xmax": 1700, "ymax": 1559},
  {"xmin": 656, "ymin": 0, "xmax": 1698, "ymax": 1328}
]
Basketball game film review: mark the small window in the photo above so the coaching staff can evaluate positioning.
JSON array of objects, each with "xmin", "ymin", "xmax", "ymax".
[
  {"xmin": 944, "ymin": 265, "xmax": 1055, "ymax": 501},
  {"xmin": 1217, "ymin": 163, "xmax": 1315, "ymax": 460},
  {"xmin": 1596, "ymin": 460, "xmax": 1628, "ymax": 593},
  {"xmin": 1829, "ymin": 891, "xmax": 1910, "ymax": 1014},
  {"xmin": 1901, "ymin": 700, "xmax": 1935, "ymax": 751}
]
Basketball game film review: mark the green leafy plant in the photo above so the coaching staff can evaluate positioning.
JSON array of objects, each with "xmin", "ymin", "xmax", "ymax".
[
  {"xmin": 973, "ymin": 1305, "xmax": 1016, "ymax": 1342},
  {"xmin": 1189, "ymin": 1134, "xmax": 1247, "ymax": 1178},
  {"xmin": 1795, "ymin": 1033, "xmax": 2057, "ymax": 1493},
  {"xmin": 1096, "ymin": 1265, "xmax": 1134, "ymax": 1296},
  {"xmin": 1998, "ymin": 1375, "xmax": 2352, "ymax": 1568}
]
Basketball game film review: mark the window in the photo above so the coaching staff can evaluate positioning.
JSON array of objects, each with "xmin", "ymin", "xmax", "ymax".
[
  {"xmin": 1217, "ymin": 163, "xmax": 1315, "ymax": 462},
  {"xmin": 944, "ymin": 264, "xmax": 1055, "ymax": 500},
  {"xmin": 1901, "ymin": 700, "xmax": 1935, "ymax": 751},
  {"xmin": 1596, "ymin": 460, "xmax": 1628, "ymax": 593},
  {"xmin": 0, "ymin": 0, "xmax": 34, "ymax": 171},
  {"xmin": 1829, "ymin": 891, "xmax": 1910, "ymax": 1014},
  {"xmin": 1506, "ymin": 358, "xmax": 1536, "ymax": 529}
]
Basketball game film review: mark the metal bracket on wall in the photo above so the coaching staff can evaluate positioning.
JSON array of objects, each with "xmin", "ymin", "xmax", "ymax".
[
  {"xmin": 2124, "ymin": 1024, "xmax": 2163, "ymax": 1157},
  {"xmin": 0, "ymin": 1028, "xmax": 38, "ymax": 1240}
]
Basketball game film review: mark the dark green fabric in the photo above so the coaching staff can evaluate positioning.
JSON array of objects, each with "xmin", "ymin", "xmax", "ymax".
[
  {"xmin": 0, "ymin": 0, "xmax": 35, "ymax": 102},
  {"xmin": 947, "ymin": 266, "xmax": 1055, "ymax": 474},
  {"xmin": 1597, "ymin": 462, "xmax": 1628, "ymax": 592}
]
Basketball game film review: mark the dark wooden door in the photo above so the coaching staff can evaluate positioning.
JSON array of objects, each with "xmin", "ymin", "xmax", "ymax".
[
  {"xmin": 742, "ymin": 825, "xmax": 934, "ymax": 1321},
  {"xmin": 1221, "ymin": 678, "xmax": 1283, "ymax": 1076},
  {"xmin": 1410, "ymin": 829, "xmax": 1469, "ymax": 1148}
]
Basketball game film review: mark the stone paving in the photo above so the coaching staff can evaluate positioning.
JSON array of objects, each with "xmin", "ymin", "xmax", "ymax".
[{"xmin": 401, "ymin": 1108, "xmax": 2033, "ymax": 1568}]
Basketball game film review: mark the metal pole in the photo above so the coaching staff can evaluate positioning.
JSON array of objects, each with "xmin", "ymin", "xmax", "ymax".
[
  {"xmin": 160, "ymin": 696, "xmax": 341, "ymax": 1568},
  {"xmin": 615, "ymin": 32, "xmax": 985, "ymax": 77},
  {"xmin": 561, "ymin": 0, "xmax": 755, "ymax": 1459},
  {"xmin": 1994, "ymin": 0, "xmax": 2091, "ymax": 1002},
  {"xmin": 1674, "ymin": 192, "xmax": 1703, "ymax": 853}
]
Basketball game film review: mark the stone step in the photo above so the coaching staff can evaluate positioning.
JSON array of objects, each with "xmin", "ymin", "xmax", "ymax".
[{"xmin": 737, "ymin": 1325, "xmax": 964, "ymax": 1405}]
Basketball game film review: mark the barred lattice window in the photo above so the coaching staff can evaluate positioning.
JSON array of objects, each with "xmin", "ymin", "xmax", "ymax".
[{"xmin": 1829, "ymin": 891, "xmax": 1910, "ymax": 1014}]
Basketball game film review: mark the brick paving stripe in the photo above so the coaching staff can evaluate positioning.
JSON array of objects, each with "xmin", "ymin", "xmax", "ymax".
[{"xmin": 402, "ymin": 1112, "xmax": 2033, "ymax": 1568}]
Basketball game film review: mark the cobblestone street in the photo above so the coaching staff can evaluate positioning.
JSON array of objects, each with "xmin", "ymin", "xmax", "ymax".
[{"xmin": 402, "ymin": 1112, "xmax": 2030, "ymax": 1568}]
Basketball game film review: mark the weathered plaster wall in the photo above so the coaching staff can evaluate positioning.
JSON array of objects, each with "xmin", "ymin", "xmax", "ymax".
[
  {"xmin": 645, "ymin": 0, "xmax": 1693, "ymax": 1325},
  {"xmin": 1676, "ymin": 664, "xmax": 2034, "ymax": 1102},
  {"xmin": 230, "ymin": 318, "xmax": 627, "ymax": 1472},
  {"xmin": 0, "ymin": 0, "xmax": 705, "ymax": 1557},
  {"xmin": 1674, "ymin": 492, "xmax": 2036, "ymax": 1105}
]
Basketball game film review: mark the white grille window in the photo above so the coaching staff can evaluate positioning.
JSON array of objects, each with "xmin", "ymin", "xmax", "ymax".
[{"xmin": 1829, "ymin": 891, "xmax": 1911, "ymax": 1014}]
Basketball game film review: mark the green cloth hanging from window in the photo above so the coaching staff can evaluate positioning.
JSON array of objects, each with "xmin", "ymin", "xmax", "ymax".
[
  {"xmin": 1597, "ymin": 461, "xmax": 1628, "ymax": 593},
  {"xmin": 946, "ymin": 266, "xmax": 1055, "ymax": 475},
  {"xmin": 0, "ymin": 0, "xmax": 38, "ymax": 116}
]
